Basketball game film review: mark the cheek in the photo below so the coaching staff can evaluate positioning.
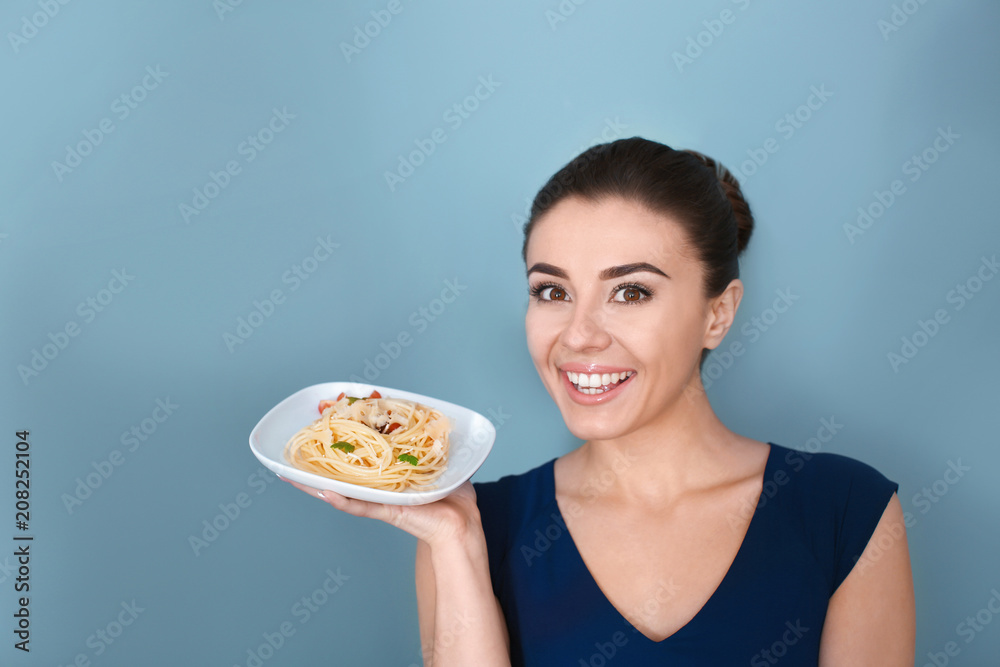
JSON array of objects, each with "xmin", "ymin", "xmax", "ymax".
[
  {"xmin": 524, "ymin": 308, "xmax": 550, "ymax": 360},
  {"xmin": 524, "ymin": 307, "xmax": 567, "ymax": 370},
  {"xmin": 617, "ymin": 304, "xmax": 703, "ymax": 360}
]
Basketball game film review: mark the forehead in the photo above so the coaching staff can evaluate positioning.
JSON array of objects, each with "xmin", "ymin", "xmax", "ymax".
[{"xmin": 525, "ymin": 196, "xmax": 696, "ymax": 270}]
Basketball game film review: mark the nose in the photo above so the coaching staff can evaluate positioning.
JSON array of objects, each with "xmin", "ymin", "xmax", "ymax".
[{"xmin": 559, "ymin": 301, "xmax": 613, "ymax": 353}]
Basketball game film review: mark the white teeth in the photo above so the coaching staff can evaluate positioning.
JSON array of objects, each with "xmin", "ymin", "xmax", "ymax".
[{"xmin": 565, "ymin": 369, "xmax": 635, "ymax": 394}]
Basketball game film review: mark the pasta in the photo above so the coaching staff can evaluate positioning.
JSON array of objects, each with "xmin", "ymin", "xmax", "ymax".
[{"xmin": 283, "ymin": 390, "xmax": 451, "ymax": 491}]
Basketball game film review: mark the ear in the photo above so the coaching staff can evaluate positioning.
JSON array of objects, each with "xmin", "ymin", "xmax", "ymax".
[{"xmin": 702, "ymin": 278, "xmax": 743, "ymax": 351}]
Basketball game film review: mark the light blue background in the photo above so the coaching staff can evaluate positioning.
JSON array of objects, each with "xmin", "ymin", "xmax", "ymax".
[{"xmin": 1, "ymin": 1, "xmax": 998, "ymax": 665}]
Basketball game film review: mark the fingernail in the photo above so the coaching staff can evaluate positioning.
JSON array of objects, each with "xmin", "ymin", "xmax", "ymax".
[{"xmin": 317, "ymin": 491, "xmax": 326, "ymax": 499}]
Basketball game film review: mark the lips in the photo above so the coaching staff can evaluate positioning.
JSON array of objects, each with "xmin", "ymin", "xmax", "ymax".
[{"xmin": 558, "ymin": 364, "xmax": 636, "ymax": 402}]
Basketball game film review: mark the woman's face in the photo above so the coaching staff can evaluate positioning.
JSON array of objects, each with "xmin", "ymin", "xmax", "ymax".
[{"xmin": 524, "ymin": 195, "xmax": 740, "ymax": 442}]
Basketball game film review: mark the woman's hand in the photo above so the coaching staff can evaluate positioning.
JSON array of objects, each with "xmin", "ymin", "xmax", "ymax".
[{"xmin": 279, "ymin": 477, "xmax": 481, "ymax": 548}]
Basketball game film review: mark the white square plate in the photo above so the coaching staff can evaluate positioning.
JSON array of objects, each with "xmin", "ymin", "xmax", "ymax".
[{"xmin": 249, "ymin": 382, "xmax": 496, "ymax": 505}]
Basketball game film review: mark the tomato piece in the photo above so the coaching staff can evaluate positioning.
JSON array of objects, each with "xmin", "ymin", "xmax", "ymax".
[
  {"xmin": 318, "ymin": 392, "xmax": 348, "ymax": 413},
  {"xmin": 385, "ymin": 422, "xmax": 401, "ymax": 433},
  {"xmin": 368, "ymin": 389, "xmax": 382, "ymax": 399}
]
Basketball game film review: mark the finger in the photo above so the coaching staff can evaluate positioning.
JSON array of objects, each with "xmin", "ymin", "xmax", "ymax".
[
  {"xmin": 285, "ymin": 479, "xmax": 394, "ymax": 522},
  {"xmin": 320, "ymin": 491, "xmax": 386, "ymax": 520},
  {"xmin": 285, "ymin": 478, "xmax": 324, "ymax": 497}
]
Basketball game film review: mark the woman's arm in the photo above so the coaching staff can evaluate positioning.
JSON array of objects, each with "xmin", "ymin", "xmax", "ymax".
[
  {"xmin": 818, "ymin": 493, "xmax": 916, "ymax": 665},
  {"xmin": 284, "ymin": 479, "xmax": 510, "ymax": 666},
  {"xmin": 415, "ymin": 540, "xmax": 436, "ymax": 663},
  {"xmin": 415, "ymin": 522, "xmax": 510, "ymax": 666}
]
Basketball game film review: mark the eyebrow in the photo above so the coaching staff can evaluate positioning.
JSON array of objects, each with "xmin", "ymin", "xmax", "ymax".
[
  {"xmin": 599, "ymin": 262, "xmax": 670, "ymax": 280},
  {"xmin": 526, "ymin": 262, "xmax": 670, "ymax": 280}
]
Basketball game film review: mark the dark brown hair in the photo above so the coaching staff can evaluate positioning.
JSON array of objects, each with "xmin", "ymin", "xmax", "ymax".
[{"xmin": 521, "ymin": 136, "xmax": 754, "ymax": 367}]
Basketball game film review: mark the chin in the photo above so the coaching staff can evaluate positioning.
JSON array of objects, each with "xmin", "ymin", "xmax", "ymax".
[
  {"xmin": 555, "ymin": 405, "xmax": 633, "ymax": 442},
  {"xmin": 538, "ymin": 373, "xmax": 639, "ymax": 442}
]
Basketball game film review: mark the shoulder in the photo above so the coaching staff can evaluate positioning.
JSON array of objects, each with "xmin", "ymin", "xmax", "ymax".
[
  {"xmin": 767, "ymin": 442, "xmax": 900, "ymax": 591},
  {"xmin": 773, "ymin": 443, "xmax": 898, "ymax": 503},
  {"xmin": 473, "ymin": 459, "xmax": 557, "ymax": 577},
  {"xmin": 474, "ymin": 458, "xmax": 555, "ymax": 501},
  {"xmin": 474, "ymin": 458, "xmax": 556, "ymax": 532}
]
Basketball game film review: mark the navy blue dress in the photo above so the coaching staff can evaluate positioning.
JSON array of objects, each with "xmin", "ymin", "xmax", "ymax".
[{"xmin": 473, "ymin": 442, "xmax": 898, "ymax": 666}]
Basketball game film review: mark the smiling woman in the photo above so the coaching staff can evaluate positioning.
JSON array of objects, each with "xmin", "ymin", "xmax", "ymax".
[
  {"xmin": 283, "ymin": 137, "xmax": 915, "ymax": 666},
  {"xmin": 476, "ymin": 138, "xmax": 915, "ymax": 665}
]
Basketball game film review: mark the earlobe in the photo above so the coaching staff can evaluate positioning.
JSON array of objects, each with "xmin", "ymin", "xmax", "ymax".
[{"xmin": 703, "ymin": 279, "xmax": 743, "ymax": 349}]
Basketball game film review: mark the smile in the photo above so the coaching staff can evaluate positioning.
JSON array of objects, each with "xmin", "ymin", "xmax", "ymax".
[{"xmin": 565, "ymin": 370, "xmax": 635, "ymax": 395}]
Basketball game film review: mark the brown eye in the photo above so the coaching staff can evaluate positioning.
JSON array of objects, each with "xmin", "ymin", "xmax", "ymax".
[
  {"xmin": 613, "ymin": 284, "xmax": 651, "ymax": 304},
  {"xmin": 531, "ymin": 285, "xmax": 571, "ymax": 302}
]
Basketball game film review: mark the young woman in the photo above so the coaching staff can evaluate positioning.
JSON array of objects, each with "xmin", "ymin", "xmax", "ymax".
[{"xmin": 285, "ymin": 137, "xmax": 916, "ymax": 665}]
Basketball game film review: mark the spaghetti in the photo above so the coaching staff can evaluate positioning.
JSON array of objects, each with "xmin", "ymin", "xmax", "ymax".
[{"xmin": 283, "ymin": 390, "xmax": 451, "ymax": 491}]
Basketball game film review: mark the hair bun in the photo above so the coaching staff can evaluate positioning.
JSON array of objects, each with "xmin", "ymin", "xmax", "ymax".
[{"xmin": 682, "ymin": 149, "xmax": 754, "ymax": 255}]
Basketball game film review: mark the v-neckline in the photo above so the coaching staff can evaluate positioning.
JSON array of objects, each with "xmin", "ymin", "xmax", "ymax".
[{"xmin": 548, "ymin": 442, "xmax": 778, "ymax": 644}]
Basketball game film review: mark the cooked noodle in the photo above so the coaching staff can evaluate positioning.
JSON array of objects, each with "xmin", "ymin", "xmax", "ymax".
[{"xmin": 283, "ymin": 393, "xmax": 450, "ymax": 491}]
